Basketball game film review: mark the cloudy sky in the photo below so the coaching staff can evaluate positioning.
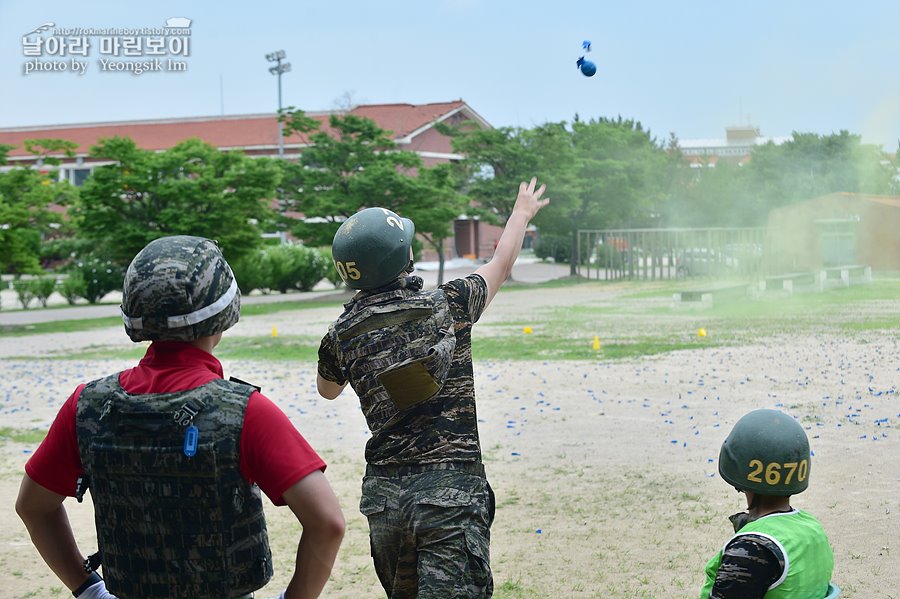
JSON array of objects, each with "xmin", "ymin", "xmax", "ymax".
[{"xmin": 2, "ymin": 0, "xmax": 898, "ymax": 149}]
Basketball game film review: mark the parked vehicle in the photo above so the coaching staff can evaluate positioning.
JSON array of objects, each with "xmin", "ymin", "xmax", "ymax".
[{"xmin": 675, "ymin": 248, "xmax": 737, "ymax": 278}]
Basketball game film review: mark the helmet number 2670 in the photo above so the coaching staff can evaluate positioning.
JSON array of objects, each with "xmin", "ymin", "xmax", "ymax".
[
  {"xmin": 335, "ymin": 261, "xmax": 361, "ymax": 281},
  {"xmin": 746, "ymin": 459, "xmax": 808, "ymax": 486}
]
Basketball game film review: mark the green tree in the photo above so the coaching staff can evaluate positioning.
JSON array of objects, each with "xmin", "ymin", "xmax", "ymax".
[
  {"xmin": 746, "ymin": 131, "xmax": 895, "ymax": 216},
  {"xmin": 281, "ymin": 113, "xmax": 421, "ymax": 239},
  {"xmin": 447, "ymin": 117, "xmax": 668, "ymax": 275},
  {"xmin": 666, "ymin": 130, "xmax": 897, "ymax": 226},
  {"xmin": 281, "ymin": 111, "xmax": 469, "ymax": 284},
  {"xmin": 438, "ymin": 124, "xmax": 539, "ymax": 221},
  {"xmin": 0, "ymin": 140, "xmax": 78, "ymax": 274},
  {"xmin": 73, "ymin": 137, "xmax": 281, "ymax": 265},
  {"xmin": 405, "ymin": 163, "xmax": 469, "ymax": 285}
]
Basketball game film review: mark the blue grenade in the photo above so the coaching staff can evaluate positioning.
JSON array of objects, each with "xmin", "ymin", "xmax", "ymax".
[
  {"xmin": 577, "ymin": 39, "xmax": 596, "ymax": 77},
  {"xmin": 577, "ymin": 57, "xmax": 597, "ymax": 77}
]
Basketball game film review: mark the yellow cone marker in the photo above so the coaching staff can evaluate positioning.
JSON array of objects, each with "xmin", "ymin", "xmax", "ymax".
[
  {"xmin": 697, "ymin": 328, "xmax": 707, "ymax": 338},
  {"xmin": 592, "ymin": 335, "xmax": 601, "ymax": 351},
  {"xmin": 523, "ymin": 326, "xmax": 533, "ymax": 335},
  {"xmin": 272, "ymin": 325, "xmax": 279, "ymax": 338}
]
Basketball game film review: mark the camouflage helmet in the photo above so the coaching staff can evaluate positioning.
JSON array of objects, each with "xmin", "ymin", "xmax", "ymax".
[
  {"xmin": 332, "ymin": 207, "xmax": 415, "ymax": 290},
  {"xmin": 121, "ymin": 235, "xmax": 241, "ymax": 342},
  {"xmin": 719, "ymin": 409, "xmax": 811, "ymax": 496}
]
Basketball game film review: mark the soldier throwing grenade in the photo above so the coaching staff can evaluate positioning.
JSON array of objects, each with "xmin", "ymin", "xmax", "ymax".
[{"xmin": 317, "ymin": 178, "xmax": 549, "ymax": 598}]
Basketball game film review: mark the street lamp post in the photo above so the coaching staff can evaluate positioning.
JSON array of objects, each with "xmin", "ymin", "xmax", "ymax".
[{"xmin": 265, "ymin": 50, "xmax": 291, "ymax": 158}]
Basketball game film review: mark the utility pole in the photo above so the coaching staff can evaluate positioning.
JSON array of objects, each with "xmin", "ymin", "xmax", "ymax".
[{"xmin": 265, "ymin": 50, "xmax": 291, "ymax": 158}]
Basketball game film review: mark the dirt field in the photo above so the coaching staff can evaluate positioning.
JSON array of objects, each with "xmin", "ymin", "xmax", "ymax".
[{"xmin": 2, "ymin": 281, "xmax": 898, "ymax": 598}]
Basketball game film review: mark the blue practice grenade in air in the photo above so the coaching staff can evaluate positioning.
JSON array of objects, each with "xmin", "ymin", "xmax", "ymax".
[
  {"xmin": 577, "ymin": 57, "xmax": 597, "ymax": 77},
  {"xmin": 577, "ymin": 39, "xmax": 596, "ymax": 77}
]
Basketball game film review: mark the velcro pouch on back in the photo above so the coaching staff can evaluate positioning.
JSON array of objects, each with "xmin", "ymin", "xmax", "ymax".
[
  {"xmin": 377, "ymin": 324, "xmax": 456, "ymax": 410},
  {"xmin": 336, "ymin": 289, "xmax": 457, "ymax": 412}
]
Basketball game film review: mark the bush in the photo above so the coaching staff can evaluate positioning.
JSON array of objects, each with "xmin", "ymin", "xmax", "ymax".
[
  {"xmin": 69, "ymin": 256, "xmax": 123, "ymax": 304},
  {"xmin": 31, "ymin": 276, "xmax": 58, "ymax": 308},
  {"xmin": 261, "ymin": 244, "xmax": 329, "ymax": 293},
  {"xmin": 318, "ymin": 247, "xmax": 345, "ymax": 289},
  {"xmin": 11, "ymin": 276, "xmax": 58, "ymax": 309},
  {"xmin": 231, "ymin": 250, "xmax": 272, "ymax": 296},
  {"xmin": 12, "ymin": 279, "xmax": 37, "ymax": 309},
  {"xmin": 534, "ymin": 234, "xmax": 572, "ymax": 263},
  {"xmin": 59, "ymin": 273, "xmax": 86, "ymax": 305}
]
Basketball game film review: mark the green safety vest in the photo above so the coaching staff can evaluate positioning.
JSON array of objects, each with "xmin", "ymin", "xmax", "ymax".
[{"xmin": 700, "ymin": 509, "xmax": 833, "ymax": 599}]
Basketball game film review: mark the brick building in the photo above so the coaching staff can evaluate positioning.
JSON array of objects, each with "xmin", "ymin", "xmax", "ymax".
[{"xmin": 0, "ymin": 100, "xmax": 505, "ymax": 260}]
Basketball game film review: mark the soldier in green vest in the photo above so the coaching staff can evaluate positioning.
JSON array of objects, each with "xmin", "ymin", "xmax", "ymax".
[
  {"xmin": 16, "ymin": 236, "xmax": 345, "ymax": 599},
  {"xmin": 701, "ymin": 409, "xmax": 835, "ymax": 599},
  {"xmin": 317, "ymin": 178, "xmax": 549, "ymax": 598}
]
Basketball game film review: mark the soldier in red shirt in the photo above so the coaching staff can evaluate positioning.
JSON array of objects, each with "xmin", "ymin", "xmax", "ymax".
[{"xmin": 16, "ymin": 236, "xmax": 345, "ymax": 599}]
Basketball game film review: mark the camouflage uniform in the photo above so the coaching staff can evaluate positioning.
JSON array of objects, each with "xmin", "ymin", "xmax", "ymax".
[
  {"xmin": 76, "ymin": 373, "xmax": 272, "ymax": 599},
  {"xmin": 319, "ymin": 274, "xmax": 495, "ymax": 598},
  {"xmin": 703, "ymin": 509, "xmax": 833, "ymax": 599},
  {"xmin": 706, "ymin": 526, "xmax": 785, "ymax": 598}
]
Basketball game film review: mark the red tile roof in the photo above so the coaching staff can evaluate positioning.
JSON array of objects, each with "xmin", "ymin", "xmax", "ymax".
[{"xmin": 0, "ymin": 100, "xmax": 472, "ymax": 159}]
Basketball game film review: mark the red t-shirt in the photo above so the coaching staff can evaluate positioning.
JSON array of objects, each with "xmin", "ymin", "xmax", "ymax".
[{"xmin": 25, "ymin": 341, "xmax": 325, "ymax": 506}]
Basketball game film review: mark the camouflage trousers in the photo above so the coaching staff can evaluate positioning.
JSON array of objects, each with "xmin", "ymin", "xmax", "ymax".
[{"xmin": 359, "ymin": 462, "xmax": 495, "ymax": 599}]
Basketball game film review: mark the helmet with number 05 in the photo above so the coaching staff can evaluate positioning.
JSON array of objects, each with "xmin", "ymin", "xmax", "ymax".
[
  {"xmin": 718, "ymin": 409, "xmax": 811, "ymax": 496},
  {"xmin": 332, "ymin": 207, "xmax": 415, "ymax": 290},
  {"xmin": 120, "ymin": 235, "xmax": 241, "ymax": 342}
]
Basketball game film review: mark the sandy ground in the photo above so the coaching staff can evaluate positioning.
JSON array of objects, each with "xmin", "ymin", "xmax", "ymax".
[{"xmin": 1, "ymin": 281, "xmax": 898, "ymax": 598}]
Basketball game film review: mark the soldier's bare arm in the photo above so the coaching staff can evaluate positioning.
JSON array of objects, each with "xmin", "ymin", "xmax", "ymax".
[
  {"xmin": 317, "ymin": 374, "xmax": 347, "ymax": 399},
  {"xmin": 281, "ymin": 470, "xmax": 346, "ymax": 599},
  {"xmin": 474, "ymin": 177, "xmax": 549, "ymax": 309},
  {"xmin": 15, "ymin": 475, "xmax": 95, "ymax": 593}
]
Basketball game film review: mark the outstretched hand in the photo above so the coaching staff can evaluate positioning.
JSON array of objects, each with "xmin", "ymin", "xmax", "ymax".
[{"xmin": 512, "ymin": 177, "xmax": 550, "ymax": 220}]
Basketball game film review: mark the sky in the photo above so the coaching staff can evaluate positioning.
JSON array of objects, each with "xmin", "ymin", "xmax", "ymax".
[{"xmin": 1, "ymin": 0, "xmax": 899, "ymax": 150}]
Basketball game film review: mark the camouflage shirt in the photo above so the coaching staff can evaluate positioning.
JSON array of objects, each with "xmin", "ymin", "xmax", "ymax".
[
  {"xmin": 709, "ymin": 534, "xmax": 784, "ymax": 599},
  {"xmin": 318, "ymin": 274, "xmax": 487, "ymax": 465}
]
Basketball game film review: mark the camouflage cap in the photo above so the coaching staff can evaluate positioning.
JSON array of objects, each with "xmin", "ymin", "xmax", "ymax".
[{"xmin": 121, "ymin": 235, "xmax": 241, "ymax": 342}]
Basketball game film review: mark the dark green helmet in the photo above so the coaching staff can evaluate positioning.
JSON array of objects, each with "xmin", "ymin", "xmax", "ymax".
[
  {"xmin": 332, "ymin": 207, "xmax": 415, "ymax": 290},
  {"xmin": 121, "ymin": 235, "xmax": 241, "ymax": 342},
  {"xmin": 719, "ymin": 409, "xmax": 811, "ymax": 496}
]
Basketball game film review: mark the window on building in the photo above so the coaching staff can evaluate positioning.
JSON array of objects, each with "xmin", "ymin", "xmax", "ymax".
[{"xmin": 67, "ymin": 167, "xmax": 92, "ymax": 186}]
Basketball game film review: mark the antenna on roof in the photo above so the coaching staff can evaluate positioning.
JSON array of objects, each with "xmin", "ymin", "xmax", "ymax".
[{"xmin": 219, "ymin": 74, "xmax": 225, "ymax": 116}]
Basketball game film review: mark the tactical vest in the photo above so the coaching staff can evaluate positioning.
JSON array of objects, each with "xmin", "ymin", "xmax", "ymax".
[
  {"xmin": 701, "ymin": 510, "xmax": 834, "ymax": 599},
  {"xmin": 334, "ymin": 286, "xmax": 456, "ymax": 433},
  {"xmin": 75, "ymin": 374, "xmax": 273, "ymax": 599}
]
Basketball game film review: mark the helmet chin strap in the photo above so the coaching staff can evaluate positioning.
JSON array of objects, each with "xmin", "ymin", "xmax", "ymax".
[{"xmin": 728, "ymin": 488, "xmax": 760, "ymax": 532}]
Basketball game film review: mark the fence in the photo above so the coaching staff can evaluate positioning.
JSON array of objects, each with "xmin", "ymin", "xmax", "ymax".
[{"xmin": 576, "ymin": 227, "xmax": 766, "ymax": 281}]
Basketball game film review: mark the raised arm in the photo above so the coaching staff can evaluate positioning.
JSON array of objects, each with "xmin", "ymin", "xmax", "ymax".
[{"xmin": 474, "ymin": 177, "xmax": 549, "ymax": 308}]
